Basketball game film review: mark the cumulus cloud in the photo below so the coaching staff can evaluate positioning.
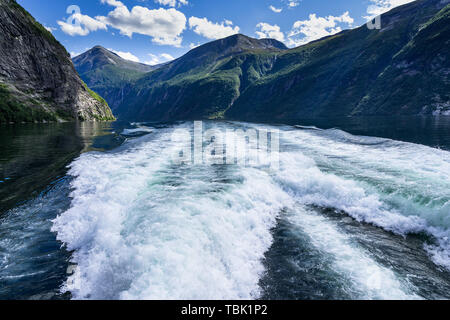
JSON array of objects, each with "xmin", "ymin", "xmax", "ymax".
[
  {"xmin": 365, "ymin": 0, "xmax": 415, "ymax": 19},
  {"xmin": 44, "ymin": 26, "xmax": 56, "ymax": 33},
  {"xmin": 102, "ymin": 0, "xmax": 124, "ymax": 7},
  {"xmin": 59, "ymin": 1, "xmax": 186, "ymax": 46},
  {"xmin": 269, "ymin": 5, "xmax": 282, "ymax": 13},
  {"xmin": 189, "ymin": 42, "xmax": 201, "ymax": 49},
  {"xmin": 96, "ymin": 2, "xmax": 187, "ymax": 47},
  {"xmin": 189, "ymin": 17, "xmax": 240, "ymax": 40},
  {"xmin": 161, "ymin": 53, "xmax": 175, "ymax": 60},
  {"xmin": 155, "ymin": 0, "xmax": 188, "ymax": 7},
  {"xmin": 145, "ymin": 53, "xmax": 175, "ymax": 65},
  {"xmin": 287, "ymin": 11, "xmax": 354, "ymax": 47},
  {"xmin": 288, "ymin": 1, "xmax": 300, "ymax": 8},
  {"xmin": 108, "ymin": 49, "xmax": 140, "ymax": 62},
  {"xmin": 58, "ymin": 13, "xmax": 107, "ymax": 36},
  {"xmin": 255, "ymin": 23, "xmax": 285, "ymax": 42}
]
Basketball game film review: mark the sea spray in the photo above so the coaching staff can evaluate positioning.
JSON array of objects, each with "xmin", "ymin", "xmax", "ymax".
[{"xmin": 51, "ymin": 122, "xmax": 450, "ymax": 299}]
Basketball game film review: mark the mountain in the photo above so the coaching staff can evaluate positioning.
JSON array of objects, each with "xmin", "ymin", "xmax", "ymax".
[
  {"xmin": 351, "ymin": 1, "xmax": 450, "ymax": 116},
  {"xmin": 227, "ymin": 0, "xmax": 450, "ymax": 120},
  {"xmin": 76, "ymin": 0, "xmax": 449, "ymax": 122},
  {"xmin": 73, "ymin": 46, "xmax": 158, "ymax": 112},
  {"xmin": 0, "ymin": 0, "xmax": 114, "ymax": 123},
  {"xmin": 116, "ymin": 34, "xmax": 288, "ymax": 120},
  {"xmin": 73, "ymin": 46, "xmax": 156, "ymax": 75}
]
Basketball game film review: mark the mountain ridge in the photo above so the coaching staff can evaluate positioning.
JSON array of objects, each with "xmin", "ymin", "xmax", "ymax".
[
  {"xmin": 228, "ymin": 0, "xmax": 450, "ymax": 120},
  {"xmin": 74, "ymin": 0, "xmax": 450, "ymax": 122}
]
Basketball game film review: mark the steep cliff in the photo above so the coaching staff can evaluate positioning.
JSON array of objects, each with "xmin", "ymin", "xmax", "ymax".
[{"xmin": 0, "ymin": 0, "xmax": 114, "ymax": 123}]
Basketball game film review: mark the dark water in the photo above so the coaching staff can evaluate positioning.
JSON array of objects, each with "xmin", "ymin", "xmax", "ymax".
[
  {"xmin": 0, "ymin": 121, "xmax": 123, "ymax": 299},
  {"xmin": 0, "ymin": 122, "xmax": 124, "ymax": 213},
  {"xmin": 0, "ymin": 116, "xmax": 450, "ymax": 300},
  {"xmin": 261, "ymin": 208, "xmax": 450, "ymax": 300},
  {"xmin": 279, "ymin": 116, "xmax": 450, "ymax": 151}
]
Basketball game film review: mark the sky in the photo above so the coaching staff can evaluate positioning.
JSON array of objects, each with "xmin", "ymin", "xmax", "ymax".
[{"xmin": 17, "ymin": 0, "xmax": 415, "ymax": 65}]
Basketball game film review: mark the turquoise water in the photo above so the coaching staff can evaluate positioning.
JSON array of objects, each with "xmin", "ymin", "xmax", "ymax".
[{"xmin": 1, "ymin": 117, "xmax": 450, "ymax": 300}]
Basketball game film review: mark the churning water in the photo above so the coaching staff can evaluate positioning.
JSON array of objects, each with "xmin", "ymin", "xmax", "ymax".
[{"xmin": 1, "ymin": 120, "xmax": 450, "ymax": 299}]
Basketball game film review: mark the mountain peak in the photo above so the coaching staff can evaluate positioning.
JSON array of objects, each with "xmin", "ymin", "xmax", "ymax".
[
  {"xmin": 169, "ymin": 34, "xmax": 287, "ymax": 73},
  {"xmin": 224, "ymin": 33, "xmax": 288, "ymax": 50},
  {"xmin": 189, "ymin": 34, "xmax": 287, "ymax": 57},
  {"xmin": 73, "ymin": 46, "xmax": 155, "ymax": 75},
  {"xmin": 90, "ymin": 45, "xmax": 111, "ymax": 55}
]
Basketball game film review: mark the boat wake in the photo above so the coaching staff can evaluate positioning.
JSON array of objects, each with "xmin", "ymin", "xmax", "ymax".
[{"xmin": 46, "ymin": 122, "xmax": 450, "ymax": 299}]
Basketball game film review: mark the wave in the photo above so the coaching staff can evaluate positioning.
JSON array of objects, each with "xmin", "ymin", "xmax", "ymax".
[
  {"xmin": 121, "ymin": 127, "xmax": 153, "ymax": 136},
  {"xmin": 285, "ymin": 206, "xmax": 420, "ymax": 299},
  {"xmin": 322, "ymin": 128, "xmax": 389, "ymax": 146},
  {"xmin": 52, "ymin": 128, "xmax": 288, "ymax": 299},
  {"xmin": 0, "ymin": 178, "xmax": 72, "ymax": 299},
  {"xmin": 278, "ymin": 126, "xmax": 450, "ymax": 270},
  {"xmin": 52, "ymin": 122, "xmax": 450, "ymax": 299},
  {"xmin": 294, "ymin": 125, "xmax": 322, "ymax": 131}
]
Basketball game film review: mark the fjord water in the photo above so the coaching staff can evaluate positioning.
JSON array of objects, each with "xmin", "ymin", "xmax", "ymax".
[
  {"xmin": 1, "ymin": 117, "xmax": 450, "ymax": 299},
  {"xmin": 0, "ymin": 122, "xmax": 124, "ymax": 299}
]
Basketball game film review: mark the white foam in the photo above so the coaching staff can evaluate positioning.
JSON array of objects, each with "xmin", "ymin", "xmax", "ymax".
[
  {"xmin": 276, "ymin": 127, "xmax": 450, "ymax": 270},
  {"xmin": 121, "ymin": 127, "xmax": 153, "ymax": 136},
  {"xmin": 275, "ymin": 151, "xmax": 430, "ymax": 235},
  {"xmin": 53, "ymin": 122, "xmax": 450, "ymax": 299},
  {"xmin": 286, "ymin": 206, "xmax": 420, "ymax": 299},
  {"xmin": 52, "ymin": 128, "xmax": 290, "ymax": 299}
]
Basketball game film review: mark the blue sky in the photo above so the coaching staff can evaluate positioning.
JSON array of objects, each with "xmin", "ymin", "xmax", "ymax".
[{"xmin": 17, "ymin": 0, "xmax": 415, "ymax": 65}]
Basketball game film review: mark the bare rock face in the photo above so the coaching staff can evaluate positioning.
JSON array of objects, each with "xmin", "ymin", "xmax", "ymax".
[{"xmin": 0, "ymin": 0, "xmax": 114, "ymax": 122}]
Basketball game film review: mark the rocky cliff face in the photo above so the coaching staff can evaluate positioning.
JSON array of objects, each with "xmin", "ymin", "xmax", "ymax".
[{"xmin": 0, "ymin": 0, "xmax": 114, "ymax": 123}]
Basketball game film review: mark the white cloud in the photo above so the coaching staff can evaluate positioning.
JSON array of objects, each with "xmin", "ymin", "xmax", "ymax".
[
  {"xmin": 365, "ymin": 0, "xmax": 415, "ymax": 19},
  {"xmin": 269, "ymin": 5, "xmax": 283, "ymax": 13},
  {"xmin": 189, "ymin": 42, "xmax": 201, "ymax": 49},
  {"xmin": 145, "ymin": 54, "xmax": 160, "ymax": 65},
  {"xmin": 255, "ymin": 23, "xmax": 285, "ymax": 42},
  {"xmin": 70, "ymin": 51, "xmax": 81, "ymax": 58},
  {"xmin": 288, "ymin": 1, "xmax": 299, "ymax": 8},
  {"xmin": 155, "ymin": 0, "xmax": 188, "ymax": 7},
  {"xmin": 59, "ymin": 0, "xmax": 187, "ymax": 45},
  {"xmin": 96, "ymin": 1, "xmax": 187, "ymax": 47},
  {"xmin": 102, "ymin": 0, "xmax": 124, "ymax": 7},
  {"xmin": 108, "ymin": 49, "xmax": 140, "ymax": 62},
  {"xmin": 287, "ymin": 11, "xmax": 354, "ymax": 47},
  {"xmin": 44, "ymin": 26, "xmax": 56, "ymax": 33},
  {"xmin": 189, "ymin": 17, "xmax": 240, "ymax": 40},
  {"xmin": 58, "ymin": 13, "xmax": 107, "ymax": 36},
  {"xmin": 145, "ymin": 53, "xmax": 174, "ymax": 65},
  {"xmin": 160, "ymin": 53, "xmax": 175, "ymax": 60}
]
